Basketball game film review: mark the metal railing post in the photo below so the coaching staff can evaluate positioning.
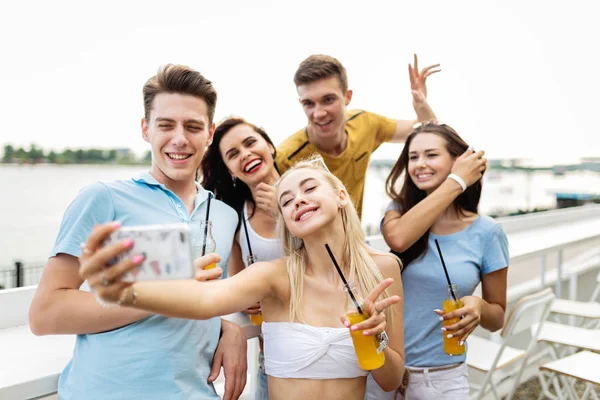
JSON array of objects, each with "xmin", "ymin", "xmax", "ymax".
[
  {"xmin": 15, "ymin": 261, "xmax": 23, "ymax": 288},
  {"xmin": 555, "ymin": 250, "xmax": 563, "ymax": 298},
  {"xmin": 540, "ymin": 254, "xmax": 546, "ymax": 288}
]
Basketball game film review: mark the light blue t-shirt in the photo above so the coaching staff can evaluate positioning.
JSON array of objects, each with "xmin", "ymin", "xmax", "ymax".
[
  {"xmin": 384, "ymin": 202, "xmax": 509, "ymax": 368},
  {"xmin": 53, "ymin": 172, "xmax": 238, "ymax": 400}
]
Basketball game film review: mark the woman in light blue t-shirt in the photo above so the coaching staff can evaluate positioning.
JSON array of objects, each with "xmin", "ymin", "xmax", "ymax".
[{"xmin": 376, "ymin": 122, "xmax": 509, "ymax": 400}]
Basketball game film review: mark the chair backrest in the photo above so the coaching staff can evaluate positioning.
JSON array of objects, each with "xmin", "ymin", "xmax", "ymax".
[
  {"xmin": 501, "ymin": 288, "xmax": 555, "ymax": 337},
  {"xmin": 0, "ymin": 285, "xmax": 37, "ymax": 329},
  {"xmin": 591, "ymin": 269, "xmax": 600, "ymax": 302}
]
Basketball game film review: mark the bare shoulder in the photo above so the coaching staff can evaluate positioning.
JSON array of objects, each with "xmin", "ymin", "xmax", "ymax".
[
  {"xmin": 245, "ymin": 256, "xmax": 289, "ymax": 285},
  {"xmin": 370, "ymin": 251, "xmax": 402, "ymax": 279},
  {"xmin": 248, "ymin": 257, "xmax": 289, "ymax": 300},
  {"xmin": 246, "ymin": 257, "xmax": 287, "ymax": 275}
]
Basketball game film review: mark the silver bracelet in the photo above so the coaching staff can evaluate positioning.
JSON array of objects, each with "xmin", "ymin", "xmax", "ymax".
[
  {"xmin": 377, "ymin": 330, "xmax": 389, "ymax": 354},
  {"xmin": 447, "ymin": 173, "xmax": 467, "ymax": 192}
]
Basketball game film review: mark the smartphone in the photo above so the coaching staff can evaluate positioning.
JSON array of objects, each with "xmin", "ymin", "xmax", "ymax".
[{"xmin": 103, "ymin": 223, "xmax": 195, "ymax": 282}]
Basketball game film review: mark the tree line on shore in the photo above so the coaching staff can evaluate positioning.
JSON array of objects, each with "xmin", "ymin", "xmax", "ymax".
[{"xmin": 2, "ymin": 144, "xmax": 151, "ymax": 165}]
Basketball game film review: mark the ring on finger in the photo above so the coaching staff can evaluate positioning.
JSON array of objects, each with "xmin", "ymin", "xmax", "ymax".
[
  {"xmin": 374, "ymin": 302, "xmax": 383, "ymax": 314},
  {"xmin": 100, "ymin": 271, "xmax": 110, "ymax": 287}
]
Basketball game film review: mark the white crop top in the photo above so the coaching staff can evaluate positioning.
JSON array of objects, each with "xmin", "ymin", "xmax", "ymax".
[
  {"xmin": 239, "ymin": 202, "xmax": 285, "ymax": 266},
  {"xmin": 262, "ymin": 322, "xmax": 368, "ymax": 379}
]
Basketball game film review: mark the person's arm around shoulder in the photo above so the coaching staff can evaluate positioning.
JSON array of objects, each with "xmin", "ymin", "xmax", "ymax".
[
  {"xmin": 382, "ymin": 148, "xmax": 487, "ymax": 253},
  {"xmin": 370, "ymin": 253, "xmax": 405, "ymax": 392}
]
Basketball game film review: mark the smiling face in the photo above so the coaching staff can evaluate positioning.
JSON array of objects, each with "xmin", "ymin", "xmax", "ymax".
[
  {"xmin": 277, "ymin": 168, "xmax": 346, "ymax": 238},
  {"xmin": 142, "ymin": 92, "xmax": 214, "ymax": 187},
  {"xmin": 297, "ymin": 76, "xmax": 352, "ymax": 140},
  {"xmin": 219, "ymin": 123, "xmax": 276, "ymax": 187},
  {"xmin": 408, "ymin": 132, "xmax": 455, "ymax": 195}
]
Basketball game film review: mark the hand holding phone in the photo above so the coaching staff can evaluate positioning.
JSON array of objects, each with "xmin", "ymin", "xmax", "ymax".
[{"xmin": 103, "ymin": 223, "xmax": 195, "ymax": 282}]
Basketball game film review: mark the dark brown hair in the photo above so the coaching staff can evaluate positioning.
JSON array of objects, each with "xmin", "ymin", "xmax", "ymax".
[
  {"xmin": 294, "ymin": 54, "xmax": 348, "ymax": 93},
  {"xmin": 143, "ymin": 64, "xmax": 217, "ymax": 123},
  {"xmin": 201, "ymin": 117, "xmax": 279, "ymax": 219},
  {"xmin": 385, "ymin": 123, "xmax": 483, "ymax": 267}
]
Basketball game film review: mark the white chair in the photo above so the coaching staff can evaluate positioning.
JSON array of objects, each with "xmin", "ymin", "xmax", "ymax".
[
  {"xmin": 539, "ymin": 351, "xmax": 600, "ymax": 400},
  {"xmin": 550, "ymin": 269, "xmax": 600, "ymax": 329},
  {"xmin": 534, "ymin": 321, "xmax": 600, "ymax": 358},
  {"xmin": 467, "ymin": 288, "xmax": 556, "ymax": 400}
]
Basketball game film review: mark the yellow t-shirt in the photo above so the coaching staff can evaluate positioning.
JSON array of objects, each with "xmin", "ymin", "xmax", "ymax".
[{"xmin": 276, "ymin": 110, "xmax": 396, "ymax": 219}]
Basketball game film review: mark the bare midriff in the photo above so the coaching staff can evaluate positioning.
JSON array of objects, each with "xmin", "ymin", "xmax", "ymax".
[{"xmin": 268, "ymin": 376, "xmax": 367, "ymax": 400}]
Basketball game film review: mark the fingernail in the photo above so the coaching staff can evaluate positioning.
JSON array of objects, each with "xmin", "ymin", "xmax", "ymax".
[
  {"xmin": 351, "ymin": 325, "xmax": 358, "ymax": 331},
  {"xmin": 433, "ymin": 309, "xmax": 442, "ymax": 313},
  {"xmin": 447, "ymin": 334, "xmax": 453, "ymax": 339},
  {"xmin": 439, "ymin": 317, "xmax": 444, "ymax": 321},
  {"xmin": 441, "ymin": 327, "xmax": 446, "ymax": 332},
  {"xmin": 132, "ymin": 254, "xmax": 144, "ymax": 264},
  {"xmin": 123, "ymin": 238, "xmax": 134, "ymax": 248},
  {"xmin": 459, "ymin": 341, "xmax": 464, "ymax": 346},
  {"xmin": 110, "ymin": 221, "xmax": 121, "ymax": 228},
  {"xmin": 363, "ymin": 331, "xmax": 369, "ymax": 336},
  {"xmin": 343, "ymin": 320, "xmax": 350, "ymax": 327}
]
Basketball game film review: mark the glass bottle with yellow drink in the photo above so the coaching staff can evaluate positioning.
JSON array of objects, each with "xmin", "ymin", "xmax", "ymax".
[
  {"xmin": 246, "ymin": 254, "xmax": 263, "ymax": 326},
  {"xmin": 443, "ymin": 284, "xmax": 465, "ymax": 356},
  {"xmin": 198, "ymin": 220, "xmax": 217, "ymax": 270},
  {"xmin": 344, "ymin": 281, "xmax": 385, "ymax": 370}
]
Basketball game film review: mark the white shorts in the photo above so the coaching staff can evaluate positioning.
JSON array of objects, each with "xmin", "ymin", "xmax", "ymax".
[{"xmin": 364, "ymin": 363, "xmax": 468, "ymax": 400}]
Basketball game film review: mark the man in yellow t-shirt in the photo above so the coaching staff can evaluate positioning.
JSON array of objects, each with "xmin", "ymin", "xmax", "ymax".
[{"xmin": 276, "ymin": 54, "xmax": 440, "ymax": 219}]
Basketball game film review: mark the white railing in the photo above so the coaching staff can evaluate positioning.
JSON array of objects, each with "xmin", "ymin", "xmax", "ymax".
[
  {"xmin": 366, "ymin": 204, "xmax": 600, "ymax": 302},
  {"xmin": 0, "ymin": 286, "xmax": 261, "ymax": 400},
  {"xmin": 2, "ymin": 205, "xmax": 600, "ymax": 399}
]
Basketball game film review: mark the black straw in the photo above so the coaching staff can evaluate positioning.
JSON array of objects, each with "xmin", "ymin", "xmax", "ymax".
[
  {"xmin": 201, "ymin": 193, "xmax": 213, "ymax": 256},
  {"xmin": 434, "ymin": 239, "xmax": 458, "ymax": 302},
  {"xmin": 241, "ymin": 206, "xmax": 255, "ymax": 261},
  {"xmin": 325, "ymin": 243, "xmax": 363, "ymax": 314}
]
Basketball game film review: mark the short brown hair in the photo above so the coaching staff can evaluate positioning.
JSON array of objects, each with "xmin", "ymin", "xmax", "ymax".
[
  {"xmin": 143, "ymin": 64, "xmax": 217, "ymax": 123},
  {"xmin": 293, "ymin": 55, "xmax": 348, "ymax": 93}
]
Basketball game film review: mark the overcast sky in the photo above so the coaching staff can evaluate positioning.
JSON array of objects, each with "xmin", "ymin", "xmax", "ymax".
[{"xmin": 0, "ymin": 0, "xmax": 598, "ymax": 164}]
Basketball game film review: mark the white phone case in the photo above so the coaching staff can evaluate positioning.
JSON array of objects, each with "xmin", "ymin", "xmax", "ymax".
[{"xmin": 104, "ymin": 223, "xmax": 195, "ymax": 282}]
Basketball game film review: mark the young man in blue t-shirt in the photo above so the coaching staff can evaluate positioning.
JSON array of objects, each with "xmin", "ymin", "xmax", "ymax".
[{"xmin": 29, "ymin": 64, "xmax": 247, "ymax": 400}]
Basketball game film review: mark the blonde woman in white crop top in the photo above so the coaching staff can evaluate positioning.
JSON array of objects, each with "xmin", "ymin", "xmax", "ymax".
[{"xmin": 82, "ymin": 158, "xmax": 406, "ymax": 400}]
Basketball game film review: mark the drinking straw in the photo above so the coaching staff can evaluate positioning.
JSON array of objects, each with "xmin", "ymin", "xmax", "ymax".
[
  {"xmin": 241, "ymin": 209, "xmax": 255, "ymax": 264},
  {"xmin": 434, "ymin": 239, "xmax": 458, "ymax": 302},
  {"xmin": 325, "ymin": 243, "xmax": 363, "ymax": 314},
  {"xmin": 201, "ymin": 193, "xmax": 212, "ymax": 256}
]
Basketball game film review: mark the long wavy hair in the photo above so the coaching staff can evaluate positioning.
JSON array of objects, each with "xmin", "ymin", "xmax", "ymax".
[
  {"xmin": 200, "ymin": 117, "xmax": 279, "ymax": 217},
  {"xmin": 385, "ymin": 122, "xmax": 483, "ymax": 268},
  {"xmin": 276, "ymin": 156, "xmax": 398, "ymax": 323}
]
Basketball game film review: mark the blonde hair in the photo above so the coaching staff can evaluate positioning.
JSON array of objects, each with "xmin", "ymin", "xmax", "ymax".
[{"xmin": 276, "ymin": 156, "xmax": 399, "ymax": 323}]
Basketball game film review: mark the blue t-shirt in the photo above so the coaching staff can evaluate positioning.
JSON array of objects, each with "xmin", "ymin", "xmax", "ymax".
[
  {"xmin": 384, "ymin": 202, "xmax": 509, "ymax": 367},
  {"xmin": 53, "ymin": 172, "xmax": 238, "ymax": 400}
]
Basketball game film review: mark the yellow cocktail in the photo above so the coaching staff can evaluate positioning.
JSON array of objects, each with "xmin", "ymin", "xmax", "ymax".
[
  {"xmin": 443, "ymin": 298, "xmax": 465, "ymax": 356},
  {"xmin": 347, "ymin": 312, "xmax": 385, "ymax": 370},
  {"xmin": 204, "ymin": 262, "xmax": 217, "ymax": 270},
  {"xmin": 249, "ymin": 314, "xmax": 263, "ymax": 326}
]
